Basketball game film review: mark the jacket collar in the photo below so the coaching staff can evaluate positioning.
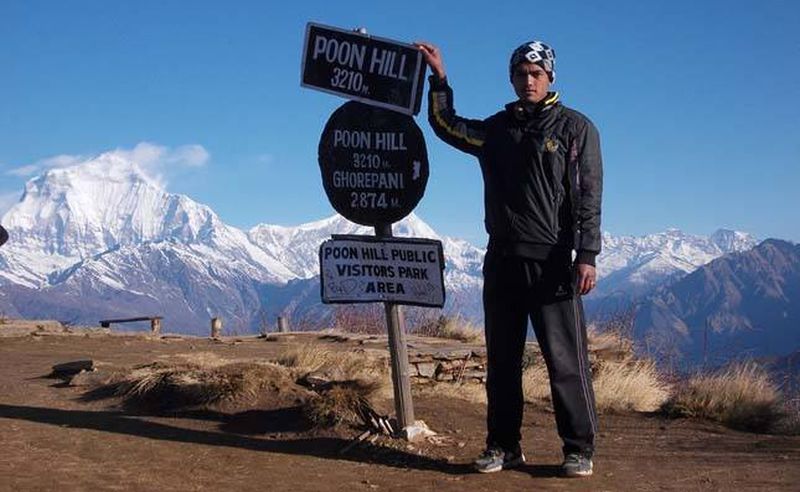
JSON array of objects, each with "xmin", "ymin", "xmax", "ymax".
[{"xmin": 505, "ymin": 92, "xmax": 560, "ymax": 121}]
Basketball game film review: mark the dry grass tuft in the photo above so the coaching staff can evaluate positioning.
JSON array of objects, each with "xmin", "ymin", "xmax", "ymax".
[
  {"xmin": 275, "ymin": 344, "xmax": 391, "ymax": 399},
  {"xmin": 276, "ymin": 344, "xmax": 385, "ymax": 378},
  {"xmin": 276, "ymin": 344, "xmax": 332, "ymax": 373},
  {"xmin": 277, "ymin": 345, "xmax": 389, "ymax": 428},
  {"xmin": 415, "ymin": 315, "xmax": 484, "ymax": 344},
  {"xmin": 522, "ymin": 362, "xmax": 551, "ymax": 406},
  {"xmin": 588, "ymin": 329, "xmax": 634, "ymax": 357},
  {"xmin": 414, "ymin": 381, "xmax": 486, "ymax": 404},
  {"xmin": 593, "ymin": 359, "xmax": 671, "ymax": 412},
  {"xmin": 83, "ymin": 359, "xmax": 295, "ymax": 410},
  {"xmin": 665, "ymin": 362, "xmax": 784, "ymax": 432},
  {"xmin": 304, "ymin": 379, "xmax": 382, "ymax": 427},
  {"xmin": 166, "ymin": 351, "xmax": 230, "ymax": 368},
  {"xmin": 522, "ymin": 334, "xmax": 670, "ymax": 413}
]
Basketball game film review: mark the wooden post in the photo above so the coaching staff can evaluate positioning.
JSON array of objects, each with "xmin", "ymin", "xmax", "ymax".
[
  {"xmin": 150, "ymin": 318, "xmax": 161, "ymax": 335},
  {"xmin": 211, "ymin": 317, "xmax": 222, "ymax": 339},
  {"xmin": 375, "ymin": 223, "xmax": 415, "ymax": 430},
  {"xmin": 277, "ymin": 316, "xmax": 289, "ymax": 333}
]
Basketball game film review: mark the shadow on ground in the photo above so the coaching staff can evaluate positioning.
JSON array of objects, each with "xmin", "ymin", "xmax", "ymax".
[{"xmin": 0, "ymin": 403, "xmax": 472, "ymax": 474}]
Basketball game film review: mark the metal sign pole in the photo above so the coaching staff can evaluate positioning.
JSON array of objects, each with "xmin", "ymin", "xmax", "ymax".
[{"xmin": 375, "ymin": 223, "xmax": 415, "ymax": 430}]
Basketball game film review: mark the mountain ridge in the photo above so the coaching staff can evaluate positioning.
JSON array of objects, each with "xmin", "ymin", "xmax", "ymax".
[
  {"xmin": 0, "ymin": 152, "xmax": 768, "ymax": 338},
  {"xmin": 636, "ymin": 239, "xmax": 800, "ymax": 365}
]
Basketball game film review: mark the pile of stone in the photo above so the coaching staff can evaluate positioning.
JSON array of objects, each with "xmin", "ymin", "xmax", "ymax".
[
  {"xmin": 409, "ymin": 348, "xmax": 487, "ymax": 383},
  {"xmin": 407, "ymin": 334, "xmax": 634, "ymax": 384}
]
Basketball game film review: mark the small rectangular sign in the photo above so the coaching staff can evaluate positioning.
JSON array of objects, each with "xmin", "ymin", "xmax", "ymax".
[
  {"xmin": 319, "ymin": 235, "xmax": 445, "ymax": 307},
  {"xmin": 301, "ymin": 22, "xmax": 426, "ymax": 115}
]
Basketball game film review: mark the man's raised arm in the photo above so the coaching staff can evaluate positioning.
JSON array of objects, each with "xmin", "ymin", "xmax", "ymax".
[{"xmin": 416, "ymin": 42, "xmax": 486, "ymax": 157}]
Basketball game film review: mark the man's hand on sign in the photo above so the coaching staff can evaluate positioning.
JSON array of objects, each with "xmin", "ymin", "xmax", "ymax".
[
  {"xmin": 575, "ymin": 263, "xmax": 597, "ymax": 296},
  {"xmin": 415, "ymin": 42, "xmax": 446, "ymax": 81}
]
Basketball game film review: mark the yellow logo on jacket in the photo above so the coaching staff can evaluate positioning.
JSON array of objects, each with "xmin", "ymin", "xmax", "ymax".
[{"xmin": 545, "ymin": 138, "xmax": 559, "ymax": 152}]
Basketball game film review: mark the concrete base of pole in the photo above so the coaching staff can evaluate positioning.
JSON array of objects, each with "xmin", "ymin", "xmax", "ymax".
[{"xmin": 401, "ymin": 420, "xmax": 436, "ymax": 442}]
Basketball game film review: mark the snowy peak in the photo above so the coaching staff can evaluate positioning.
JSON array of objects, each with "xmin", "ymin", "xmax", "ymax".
[
  {"xmin": 0, "ymin": 145, "xmax": 768, "ymax": 321},
  {"xmin": 0, "ymin": 152, "xmax": 299, "ymax": 287},
  {"xmin": 600, "ymin": 228, "xmax": 757, "ymax": 269},
  {"xmin": 710, "ymin": 229, "xmax": 758, "ymax": 253},
  {"xmin": 594, "ymin": 228, "xmax": 759, "ymax": 296},
  {"xmin": 637, "ymin": 239, "xmax": 800, "ymax": 363},
  {"xmin": 7, "ymin": 154, "xmax": 162, "ymax": 253},
  {"xmin": 392, "ymin": 213, "xmax": 441, "ymax": 240},
  {"xmin": 248, "ymin": 212, "xmax": 457, "ymax": 280},
  {"xmin": 0, "ymin": 148, "xmax": 463, "ymax": 290},
  {"xmin": 249, "ymin": 212, "xmax": 440, "ymax": 244},
  {"xmin": 1, "ymin": 152, "xmax": 235, "ymax": 254}
]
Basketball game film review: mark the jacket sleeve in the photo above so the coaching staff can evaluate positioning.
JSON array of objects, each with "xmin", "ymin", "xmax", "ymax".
[
  {"xmin": 427, "ymin": 76, "xmax": 486, "ymax": 157},
  {"xmin": 574, "ymin": 119, "xmax": 603, "ymax": 266}
]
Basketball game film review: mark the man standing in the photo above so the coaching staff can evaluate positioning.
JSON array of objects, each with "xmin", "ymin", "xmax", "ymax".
[{"xmin": 417, "ymin": 40, "xmax": 602, "ymax": 478}]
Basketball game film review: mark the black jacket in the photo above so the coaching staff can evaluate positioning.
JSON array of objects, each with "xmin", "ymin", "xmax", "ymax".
[{"xmin": 428, "ymin": 77, "xmax": 603, "ymax": 266}]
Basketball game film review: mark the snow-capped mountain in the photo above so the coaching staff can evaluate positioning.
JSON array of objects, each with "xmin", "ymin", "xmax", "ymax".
[
  {"xmin": 593, "ymin": 228, "xmax": 758, "ymax": 298},
  {"xmin": 0, "ymin": 153, "xmax": 485, "ymax": 331},
  {"xmin": 0, "ymin": 152, "xmax": 295, "ymax": 288},
  {"xmin": 0, "ymin": 151, "xmax": 763, "ymax": 334},
  {"xmin": 248, "ymin": 214, "xmax": 484, "ymax": 290},
  {"xmin": 635, "ymin": 239, "xmax": 800, "ymax": 366}
]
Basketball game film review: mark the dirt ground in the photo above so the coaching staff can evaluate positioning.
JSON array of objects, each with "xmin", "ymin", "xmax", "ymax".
[{"xmin": 1, "ymin": 325, "xmax": 799, "ymax": 491}]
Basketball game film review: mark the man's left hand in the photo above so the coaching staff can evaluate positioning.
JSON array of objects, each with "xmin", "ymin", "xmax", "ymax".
[{"xmin": 575, "ymin": 264, "xmax": 597, "ymax": 296}]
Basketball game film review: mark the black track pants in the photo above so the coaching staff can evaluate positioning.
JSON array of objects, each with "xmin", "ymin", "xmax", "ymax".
[{"xmin": 483, "ymin": 251, "xmax": 598, "ymax": 457}]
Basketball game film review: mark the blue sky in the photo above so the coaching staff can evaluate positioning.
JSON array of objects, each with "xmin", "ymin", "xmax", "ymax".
[{"xmin": 1, "ymin": 0, "xmax": 798, "ymax": 245}]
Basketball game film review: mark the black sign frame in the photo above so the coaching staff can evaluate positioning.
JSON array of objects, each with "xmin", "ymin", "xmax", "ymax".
[
  {"xmin": 318, "ymin": 101, "xmax": 429, "ymax": 227},
  {"xmin": 301, "ymin": 22, "xmax": 426, "ymax": 115}
]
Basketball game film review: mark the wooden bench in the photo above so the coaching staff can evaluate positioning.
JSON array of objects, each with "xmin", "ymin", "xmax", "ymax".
[{"xmin": 99, "ymin": 316, "xmax": 163, "ymax": 334}]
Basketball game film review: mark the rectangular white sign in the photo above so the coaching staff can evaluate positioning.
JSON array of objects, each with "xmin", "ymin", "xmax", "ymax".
[{"xmin": 319, "ymin": 235, "xmax": 445, "ymax": 307}]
